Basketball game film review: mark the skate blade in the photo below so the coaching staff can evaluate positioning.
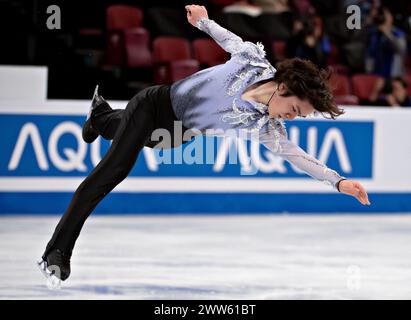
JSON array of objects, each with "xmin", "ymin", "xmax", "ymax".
[
  {"xmin": 94, "ymin": 84, "xmax": 99, "ymax": 97},
  {"xmin": 86, "ymin": 85, "xmax": 99, "ymax": 120},
  {"xmin": 37, "ymin": 259, "xmax": 62, "ymax": 290}
]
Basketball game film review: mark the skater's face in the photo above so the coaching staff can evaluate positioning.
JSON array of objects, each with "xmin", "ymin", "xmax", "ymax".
[{"xmin": 267, "ymin": 83, "xmax": 315, "ymax": 120}]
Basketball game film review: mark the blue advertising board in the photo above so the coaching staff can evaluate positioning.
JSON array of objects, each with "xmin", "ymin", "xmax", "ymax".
[{"xmin": 0, "ymin": 109, "xmax": 408, "ymax": 214}]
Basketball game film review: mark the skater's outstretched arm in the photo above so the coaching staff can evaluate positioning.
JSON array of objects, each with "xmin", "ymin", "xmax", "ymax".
[
  {"xmin": 185, "ymin": 4, "xmax": 265, "ymax": 58},
  {"xmin": 260, "ymin": 129, "xmax": 371, "ymax": 206}
]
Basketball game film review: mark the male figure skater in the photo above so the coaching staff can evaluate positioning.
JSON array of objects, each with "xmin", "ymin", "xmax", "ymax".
[{"xmin": 38, "ymin": 5, "xmax": 370, "ymax": 282}]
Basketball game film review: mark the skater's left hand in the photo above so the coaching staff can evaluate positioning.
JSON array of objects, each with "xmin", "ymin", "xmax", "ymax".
[
  {"xmin": 338, "ymin": 179, "xmax": 371, "ymax": 206},
  {"xmin": 185, "ymin": 5, "xmax": 209, "ymax": 27}
]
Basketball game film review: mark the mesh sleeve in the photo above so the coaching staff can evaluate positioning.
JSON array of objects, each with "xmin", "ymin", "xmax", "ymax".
[
  {"xmin": 260, "ymin": 125, "xmax": 345, "ymax": 189},
  {"xmin": 196, "ymin": 18, "xmax": 265, "ymax": 58}
]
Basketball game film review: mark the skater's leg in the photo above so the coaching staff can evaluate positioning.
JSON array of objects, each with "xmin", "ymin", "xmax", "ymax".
[
  {"xmin": 91, "ymin": 105, "xmax": 124, "ymax": 140},
  {"xmin": 44, "ymin": 89, "xmax": 157, "ymax": 258},
  {"xmin": 90, "ymin": 88, "xmax": 197, "ymax": 146}
]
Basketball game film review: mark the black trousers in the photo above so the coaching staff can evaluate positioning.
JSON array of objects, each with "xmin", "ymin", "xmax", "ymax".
[{"xmin": 43, "ymin": 85, "xmax": 192, "ymax": 258}]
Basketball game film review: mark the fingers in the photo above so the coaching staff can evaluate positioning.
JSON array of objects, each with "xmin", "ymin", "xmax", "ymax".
[
  {"xmin": 356, "ymin": 188, "xmax": 367, "ymax": 205},
  {"xmin": 359, "ymin": 190, "xmax": 370, "ymax": 206},
  {"xmin": 356, "ymin": 192, "xmax": 367, "ymax": 205},
  {"xmin": 356, "ymin": 182, "xmax": 370, "ymax": 205},
  {"xmin": 185, "ymin": 4, "xmax": 206, "ymax": 10},
  {"xmin": 354, "ymin": 182, "xmax": 371, "ymax": 206},
  {"xmin": 185, "ymin": 4, "xmax": 208, "ymax": 23}
]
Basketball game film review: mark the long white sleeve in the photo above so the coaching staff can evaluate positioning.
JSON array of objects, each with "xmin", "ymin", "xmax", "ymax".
[
  {"xmin": 195, "ymin": 18, "xmax": 265, "ymax": 59},
  {"xmin": 259, "ymin": 123, "xmax": 344, "ymax": 190}
]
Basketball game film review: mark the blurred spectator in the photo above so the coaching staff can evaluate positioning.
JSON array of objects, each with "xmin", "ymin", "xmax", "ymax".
[
  {"xmin": 222, "ymin": 1, "xmax": 263, "ymax": 17},
  {"xmin": 286, "ymin": 17, "xmax": 330, "ymax": 68},
  {"xmin": 251, "ymin": 1, "xmax": 296, "ymax": 40},
  {"xmin": 253, "ymin": 0, "xmax": 291, "ymax": 13},
  {"xmin": 368, "ymin": 76, "xmax": 411, "ymax": 106},
  {"xmin": 368, "ymin": 76, "xmax": 386, "ymax": 104},
  {"xmin": 310, "ymin": 0, "xmax": 340, "ymax": 16},
  {"xmin": 292, "ymin": 0, "xmax": 316, "ymax": 16},
  {"xmin": 363, "ymin": 0, "xmax": 381, "ymax": 27},
  {"xmin": 385, "ymin": 77, "xmax": 411, "ymax": 107},
  {"xmin": 366, "ymin": 6, "xmax": 407, "ymax": 79}
]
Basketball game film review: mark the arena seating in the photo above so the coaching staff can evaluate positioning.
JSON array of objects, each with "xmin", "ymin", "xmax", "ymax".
[
  {"xmin": 102, "ymin": 4, "xmax": 411, "ymax": 104},
  {"xmin": 406, "ymin": 74, "xmax": 411, "ymax": 97},
  {"xmin": 192, "ymin": 39, "xmax": 229, "ymax": 67},
  {"xmin": 351, "ymin": 74, "xmax": 384, "ymax": 102},
  {"xmin": 271, "ymin": 40, "xmax": 287, "ymax": 61},
  {"xmin": 107, "ymin": 5, "xmax": 144, "ymax": 30},
  {"xmin": 153, "ymin": 37, "xmax": 199, "ymax": 84},
  {"xmin": 329, "ymin": 73, "xmax": 359, "ymax": 105},
  {"xmin": 124, "ymin": 28, "xmax": 152, "ymax": 68},
  {"xmin": 106, "ymin": 5, "xmax": 146, "ymax": 67}
]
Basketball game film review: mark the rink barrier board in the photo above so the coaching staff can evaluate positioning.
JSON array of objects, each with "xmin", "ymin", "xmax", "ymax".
[
  {"xmin": 0, "ymin": 101, "xmax": 411, "ymax": 214},
  {"xmin": 0, "ymin": 192, "xmax": 410, "ymax": 214}
]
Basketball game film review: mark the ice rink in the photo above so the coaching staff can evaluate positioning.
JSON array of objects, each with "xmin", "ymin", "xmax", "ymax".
[{"xmin": 1, "ymin": 214, "xmax": 411, "ymax": 300}]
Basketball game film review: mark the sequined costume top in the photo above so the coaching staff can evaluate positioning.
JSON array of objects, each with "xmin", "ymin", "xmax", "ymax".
[{"xmin": 170, "ymin": 18, "xmax": 344, "ymax": 189}]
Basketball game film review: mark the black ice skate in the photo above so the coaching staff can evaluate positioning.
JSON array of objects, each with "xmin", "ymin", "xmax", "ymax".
[
  {"xmin": 82, "ymin": 85, "xmax": 107, "ymax": 143},
  {"xmin": 37, "ymin": 249, "xmax": 71, "ymax": 286}
]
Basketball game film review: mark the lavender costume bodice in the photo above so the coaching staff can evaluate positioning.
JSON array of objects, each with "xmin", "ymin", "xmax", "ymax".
[{"xmin": 170, "ymin": 18, "xmax": 343, "ymax": 189}]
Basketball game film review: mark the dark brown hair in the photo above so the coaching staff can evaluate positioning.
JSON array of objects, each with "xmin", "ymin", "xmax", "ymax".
[
  {"xmin": 274, "ymin": 58, "xmax": 344, "ymax": 119},
  {"xmin": 391, "ymin": 77, "xmax": 408, "ymax": 88}
]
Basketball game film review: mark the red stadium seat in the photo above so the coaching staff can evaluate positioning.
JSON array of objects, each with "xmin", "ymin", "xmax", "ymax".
[
  {"xmin": 271, "ymin": 40, "xmax": 287, "ymax": 61},
  {"xmin": 153, "ymin": 37, "xmax": 199, "ymax": 84},
  {"xmin": 330, "ymin": 64, "xmax": 349, "ymax": 75},
  {"xmin": 334, "ymin": 95, "xmax": 359, "ymax": 106},
  {"xmin": 405, "ymin": 74, "xmax": 411, "ymax": 97},
  {"xmin": 124, "ymin": 28, "xmax": 152, "ymax": 67},
  {"xmin": 107, "ymin": 5, "xmax": 143, "ymax": 30},
  {"xmin": 329, "ymin": 74, "xmax": 359, "ymax": 105},
  {"xmin": 327, "ymin": 43, "xmax": 339, "ymax": 65},
  {"xmin": 106, "ymin": 31, "xmax": 124, "ymax": 66},
  {"xmin": 153, "ymin": 37, "xmax": 192, "ymax": 62},
  {"xmin": 351, "ymin": 74, "xmax": 384, "ymax": 101},
  {"xmin": 105, "ymin": 5, "xmax": 150, "ymax": 68},
  {"xmin": 329, "ymin": 74, "xmax": 351, "ymax": 96},
  {"xmin": 192, "ymin": 39, "xmax": 229, "ymax": 67},
  {"xmin": 169, "ymin": 60, "xmax": 201, "ymax": 83}
]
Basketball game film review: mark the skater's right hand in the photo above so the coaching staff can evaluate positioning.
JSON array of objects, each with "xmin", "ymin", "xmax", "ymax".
[
  {"xmin": 338, "ymin": 179, "xmax": 371, "ymax": 206},
  {"xmin": 185, "ymin": 5, "xmax": 209, "ymax": 27}
]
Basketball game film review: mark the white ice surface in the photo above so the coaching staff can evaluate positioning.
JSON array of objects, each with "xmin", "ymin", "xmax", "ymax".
[{"xmin": 0, "ymin": 214, "xmax": 411, "ymax": 299}]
